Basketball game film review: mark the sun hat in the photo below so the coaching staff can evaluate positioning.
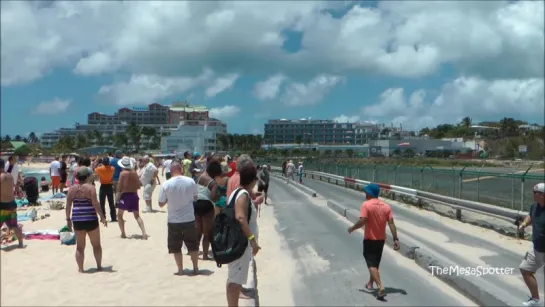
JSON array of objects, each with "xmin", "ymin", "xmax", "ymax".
[
  {"xmin": 363, "ymin": 183, "xmax": 380, "ymax": 198},
  {"xmin": 221, "ymin": 161, "xmax": 232, "ymax": 174},
  {"xmin": 117, "ymin": 157, "xmax": 134, "ymax": 169},
  {"xmin": 534, "ymin": 183, "xmax": 545, "ymax": 193}
]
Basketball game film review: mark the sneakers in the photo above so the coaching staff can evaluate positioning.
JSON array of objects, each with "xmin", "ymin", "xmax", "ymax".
[
  {"xmin": 523, "ymin": 298, "xmax": 541, "ymax": 306},
  {"xmin": 142, "ymin": 206, "xmax": 152, "ymax": 213}
]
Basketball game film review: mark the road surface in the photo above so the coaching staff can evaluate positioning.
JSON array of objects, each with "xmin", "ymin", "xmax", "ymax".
[
  {"xmin": 267, "ymin": 180, "xmax": 476, "ymax": 306},
  {"xmin": 297, "ymin": 176, "xmax": 543, "ymax": 306}
]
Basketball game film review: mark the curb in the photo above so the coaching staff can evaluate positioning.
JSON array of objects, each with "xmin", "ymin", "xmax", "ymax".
[
  {"xmin": 241, "ymin": 259, "xmax": 259, "ymax": 307},
  {"xmin": 324, "ymin": 199, "xmax": 511, "ymax": 307},
  {"xmin": 270, "ymin": 175, "xmax": 317, "ymax": 197}
]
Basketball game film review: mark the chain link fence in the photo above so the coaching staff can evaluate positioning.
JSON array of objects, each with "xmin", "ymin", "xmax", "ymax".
[{"xmin": 259, "ymin": 159, "xmax": 544, "ymax": 211}]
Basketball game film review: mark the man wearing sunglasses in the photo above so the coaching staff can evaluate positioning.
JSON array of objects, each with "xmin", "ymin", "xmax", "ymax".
[{"xmin": 518, "ymin": 182, "xmax": 545, "ymax": 307}]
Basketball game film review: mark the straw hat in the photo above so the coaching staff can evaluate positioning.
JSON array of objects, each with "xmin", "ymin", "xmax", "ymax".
[{"xmin": 117, "ymin": 157, "xmax": 134, "ymax": 169}]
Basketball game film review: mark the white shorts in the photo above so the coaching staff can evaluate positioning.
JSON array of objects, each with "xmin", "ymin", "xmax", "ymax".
[
  {"xmin": 143, "ymin": 184, "xmax": 155, "ymax": 201},
  {"xmin": 227, "ymin": 244, "xmax": 252, "ymax": 285},
  {"xmin": 520, "ymin": 249, "xmax": 545, "ymax": 273}
]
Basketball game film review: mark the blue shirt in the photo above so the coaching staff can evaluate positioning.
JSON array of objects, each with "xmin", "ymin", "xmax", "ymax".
[
  {"xmin": 111, "ymin": 157, "xmax": 122, "ymax": 181},
  {"xmin": 530, "ymin": 203, "xmax": 545, "ymax": 252}
]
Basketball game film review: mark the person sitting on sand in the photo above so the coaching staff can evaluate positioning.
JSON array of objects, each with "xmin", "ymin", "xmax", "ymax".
[
  {"xmin": 0, "ymin": 159, "xmax": 24, "ymax": 248},
  {"xmin": 65, "ymin": 167, "xmax": 107, "ymax": 273},
  {"xmin": 158, "ymin": 162, "xmax": 199, "ymax": 275},
  {"xmin": 116, "ymin": 157, "xmax": 148, "ymax": 239},
  {"xmin": 226, "ymin": 163, "xmax": 261, "ymax": 307},
  {"xmin": 40, "ymin": 177, "xmax": 50, "ymax": 192}
]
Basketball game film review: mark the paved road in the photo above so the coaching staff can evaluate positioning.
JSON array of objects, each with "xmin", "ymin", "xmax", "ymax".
[
  {"xmin": 297, "ymin": 176, "xmax": 542, "ymax": 306},
  {"xmin": 268, "ymin": 180, "xmax": 476, "ymax": 306}
]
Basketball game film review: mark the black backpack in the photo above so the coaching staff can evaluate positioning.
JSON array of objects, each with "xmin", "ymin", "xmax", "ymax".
[{"xmin": 211, "ymin": 188, "xmax": 252, "ymax": 268}]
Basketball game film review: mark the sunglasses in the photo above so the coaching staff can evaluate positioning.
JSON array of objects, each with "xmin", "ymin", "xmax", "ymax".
[{"xmin": 534, "ymin": 191, "xmax": 544, "ymax": 195}]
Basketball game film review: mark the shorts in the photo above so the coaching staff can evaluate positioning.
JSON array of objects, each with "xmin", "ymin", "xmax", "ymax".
[
  {"xmin": 519, "ymin": 249, "xmax": 545, "ymax": 273},
  {"xmin": 51, "ymin": 176, "xmax": 61, "ymax": 188},
  {"xmin": 0, "ymin": 201, "xmax": 18, "ymax": 229},
  {"xmin": 165, "ymin": 172, "xmax": 171, "ymax": 180},
  {"xmin": 143, "ymin": 184, "xmax": 155, "ymax": 201},
  {"xmin": 118, "ymin": 192, "xmax": 139, "ymax": 212},
  {"xmin": 72, "ymin": 220, "xmax": 99, "ymax": 232},
  {"xmin": 167, "ymin": 221, "xmax": 199, "ymax": 253},
  {"xmin": 227, "ymin": 244, "xmax": 252, "ymax": 285},
  {"xmin": 194, "ymin": 199, "xmax": 214, "ymax": 216},
  {"xmin": 258, "ymin": 184, "xmax": 269, "ymax": 193},
  {"xmin": 60, "ymin": 173, "xmax": 67, "ymax": 184},
  {"xmin": 363, "ymin": 239, "xmax": 385, "ymax": 268}
]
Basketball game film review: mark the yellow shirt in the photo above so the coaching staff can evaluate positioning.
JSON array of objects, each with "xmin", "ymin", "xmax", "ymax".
[{"xmin": 183, "ymin": 159, "xmax": 192, "ymax": 177}]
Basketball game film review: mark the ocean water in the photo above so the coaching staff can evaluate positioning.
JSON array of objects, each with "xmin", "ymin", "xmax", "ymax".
[{"xmin": 22, "ymin": 168, "xmax": 73, "ymax": 183}]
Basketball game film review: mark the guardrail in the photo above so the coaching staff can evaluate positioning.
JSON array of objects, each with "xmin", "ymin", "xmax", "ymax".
[{"xmin": 269, "ymin": 166, "xmax": 523, "ymax": 224}]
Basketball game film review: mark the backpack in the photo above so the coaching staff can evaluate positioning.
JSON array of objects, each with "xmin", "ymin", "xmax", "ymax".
[{"xmin": 211, "ymin": 188, "xmax": 252, "ymax": 268}]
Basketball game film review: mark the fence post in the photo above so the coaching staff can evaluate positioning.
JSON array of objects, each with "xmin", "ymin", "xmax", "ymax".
[
  {"xmin": 458, "ymin": 166, "xmax": 466, "ymax": 199},
  {"xmin": 429, "ymin": 165, "xmax": 435, "ymax": 191},
  {"xmin": 372, "ymin": 164, "xmax": 377, "ymax": 181},
  {"xmin": 420, "ymin": 166, "xmax": 425, "ymax": 190},
  {"xmin": 394, "ymin": 164, "xmax": 400, "ymax": 185},
  {"xmin": 451, "ymin": 166, "xmax": 457, "ymax": 197},
  {"xmin": 357, "ymin": 166, "xmax": 361, "ymax": 180},
  {"xmin": 520, "ymin": 164, "xmax": 534, "ymax": 211},
  {"xmin": 476, "ymin": 164, "xmax": 484, "ymax": 202}
]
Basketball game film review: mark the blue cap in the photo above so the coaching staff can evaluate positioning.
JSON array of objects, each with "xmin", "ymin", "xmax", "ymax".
[
  {"xmin": 193, "ymin": 152, "xmax": 200, "ymax": 158},
  {"xmin": 363, "ymin": 183, "xmax": 380, "ymax": 198}
]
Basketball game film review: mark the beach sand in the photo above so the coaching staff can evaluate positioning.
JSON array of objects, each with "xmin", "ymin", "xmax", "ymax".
[{"xmin": 1, "ymin": 174, "xmax": 293, "ymax": 306}]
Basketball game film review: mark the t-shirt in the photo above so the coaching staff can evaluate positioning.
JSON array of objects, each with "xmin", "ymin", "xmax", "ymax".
[
  {"xmin": 50, "ymin": 161, "xmax": 61, "ymax": 177},
  {"xmin": 258, "ymin": 169, "xmax": 269, "ymax": 185},
  {"xmin": 286, "ymin": 163, "xmax": 295, "ymax": 174},
  {"xmin": 95, "ymin": 165, "xmax": 114, "ymax": 184},
  {"xmin": 360, "ymin": 198, "xmax": 393, "ymax": 241},
  {"xmin": 158, "ymin": 176, "xmax": 198, "ymax": 223},
  {"xmin": 227, "ymin": 161, "xmax": 237, "ymax": 178},
  {"xmin": 163, "ymin": 159, "xmax": 173, "ymax": 173},
  {"xmin": 183, "ymin": 159, "xmax": 192, "ymax": 177},
  {"xmin": 297, "ymin": 165, "xmax": 303, "ymax": 175},
  {"xmin": 60, "ymin": 161, "xmax": 67, "ymax": 176},
  {"xmin": 111, "ymin": 157, "xmax": 122, "ymax": 181},
  {"xmin": 140, "ymin": 162, "xmax": 157, "ymax": 186},
  {"xmin": 530, "ymin": 203, "xmax": 545, "ymax": 252}
]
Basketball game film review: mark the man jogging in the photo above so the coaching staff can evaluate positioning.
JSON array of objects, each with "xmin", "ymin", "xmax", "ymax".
[
  {"xmin": 518, "ymin": 182, "xmax": 545, "ymax": 307},
  {"xmin": 348, "ymin": 183, "xmax": 399, "ymax": 300}
]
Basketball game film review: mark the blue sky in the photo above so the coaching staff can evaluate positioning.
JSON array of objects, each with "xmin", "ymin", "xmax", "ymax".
[{"xmin": 1, "ymin": 1, "xmax": 543, "ymax": 138}]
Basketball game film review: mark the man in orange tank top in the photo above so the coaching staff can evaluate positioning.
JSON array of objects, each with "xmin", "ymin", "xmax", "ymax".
[{"xmin": 348, "ymin": 183, "xmax": 399, "ymax": 300}]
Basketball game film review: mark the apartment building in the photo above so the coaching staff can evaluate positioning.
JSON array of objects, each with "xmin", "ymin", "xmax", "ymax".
[{"xmin": 264, "ymin": 119, "xmax": 357, "ymax": 144}]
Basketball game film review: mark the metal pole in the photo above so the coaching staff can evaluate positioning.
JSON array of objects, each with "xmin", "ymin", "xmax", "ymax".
[
  {"xmin": 420, "ymin": 166, "xmax": 424, "ymax": 190},
  {"xmin": 373, "ymin": 164, "xmax": 377, "ymax": 181},
  {"xmin": 520, "ymin": 164, "xmax": 534, "ymax": 211},
  {"xmin": 458, "ymin": 166, "xmax": 466, "ymax": 199},
  {"xmin": 477, "ymin": 164, "xmax": 484, "ymax": 202},
  {"xmin": 511, "ymin": 172, "xmax": 515, "ymax": 209},
  {"xmin": 451, "ymin": 166, "xmax": 456, "ymax": 197}
]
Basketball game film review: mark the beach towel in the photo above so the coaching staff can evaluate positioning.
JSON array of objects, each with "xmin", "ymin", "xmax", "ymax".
[
  {"xmin": 24, "ymin": 234, "xmax": 59, "ymax": 240},
  {"xmin": 15, "ymin": 199, "xmax": 29, "ymax": 207}
]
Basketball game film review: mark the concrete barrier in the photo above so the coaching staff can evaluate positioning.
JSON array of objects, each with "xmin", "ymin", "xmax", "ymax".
[
  {"xmin": 322, "ymin": 198, "xmax": 511, "ymax": 307},
  {"xmin": 271, "ymin": 176, "xmax": 318, "ymax": 197}
]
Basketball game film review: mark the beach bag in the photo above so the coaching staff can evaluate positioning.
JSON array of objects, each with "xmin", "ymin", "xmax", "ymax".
[
  {"xmin": 59, "ymin": 226, "xmax": 76, "ymax": 245},
  {"xmin": 211, "ymin": 188, "xmax": 252, "ymax": 268}
]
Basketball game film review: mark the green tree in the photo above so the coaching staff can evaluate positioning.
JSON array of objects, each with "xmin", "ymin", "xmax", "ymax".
[
  {"xmin": 14, "ymin": 145, "xmax": 31, "ymax": 156},
  {"xmin": 126, "ymin": 123, "xmax": 142, "ymax": 151}
]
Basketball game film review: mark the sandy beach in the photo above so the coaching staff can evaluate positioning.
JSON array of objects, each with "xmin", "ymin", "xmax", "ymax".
[{"xmin": 1, "ymin": 172, "xmax": 292, "ymax": 306}]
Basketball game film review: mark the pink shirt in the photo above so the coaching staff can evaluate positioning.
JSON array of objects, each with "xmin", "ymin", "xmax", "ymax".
[
  {"xmin": 360, "ymin": 198, "xmax": 393, "ymax": 240},
  {"xmin": 226, "ymin": 172, "xmax": 263, "ymax": 205}
]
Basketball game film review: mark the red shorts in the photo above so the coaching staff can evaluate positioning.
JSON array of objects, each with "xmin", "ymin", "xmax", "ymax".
[{"xmin": 51, "ymin": 176, "xmax": 61, "ymax": 188}]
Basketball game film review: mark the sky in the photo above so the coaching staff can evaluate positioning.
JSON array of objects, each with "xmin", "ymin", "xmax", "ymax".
[{"xmin": 1, "ymin": 0, "xmax": 544, "ymax": 138}]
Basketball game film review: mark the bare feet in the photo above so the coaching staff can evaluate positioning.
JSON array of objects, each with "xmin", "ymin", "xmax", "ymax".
[
  {"xmin": 78, "ymin": 269, "xmax": 84, "ymax": 273},
  {"xmin": 142, "ymin": 234, "xmax": 148, "ymax": 240},
  {"xmin": 97, "ymin": 266, "xmax": 103, "ymax": 271},
  {"xmin": 121, "ymin": 234, "xmax": 127, "ymax": 239},
  {"xmin": 239, "ymin": 293, "xmax": 253, "ymax": 299}
]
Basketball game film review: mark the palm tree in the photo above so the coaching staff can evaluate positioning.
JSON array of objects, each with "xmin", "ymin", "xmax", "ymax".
[
  {"xmin": 75, "ymin": 133, "xmax": 88, "ymax": 148},
  {"xmin": 113, "ymin": 133, "xmax": 129, "ymax": 150},
  {"xmin": 28, "ymin": 132, "xmax": 38, "ymax": 143},
  {"xmin": 14, "ymin": 135, "xmax": 22, "ymax": 141},
  {"xmin": 141, "ymin": 126, "xmax": 158, "ymax": 150},
  {"xmin": 126, "ymin": 123, "xmax": 142, "ymax": 151}
]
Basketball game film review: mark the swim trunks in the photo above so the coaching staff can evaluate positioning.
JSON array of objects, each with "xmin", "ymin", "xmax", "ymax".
[
  {"xmin": 118, "ymin": 192, "xmax": 139, "ymax": 212},
  {"xmin": 0, "ymin": 201, "xmax": 18, "ymax": 229}
]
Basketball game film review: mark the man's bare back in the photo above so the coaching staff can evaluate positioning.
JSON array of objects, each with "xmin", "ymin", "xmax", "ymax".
[
  {"xmin": 118, "ymin": 170, "xmax": 141, "ymax": 194},
  {"xmin": 0, "ymin": 173, "xmax": 14, "ymax": 203}
]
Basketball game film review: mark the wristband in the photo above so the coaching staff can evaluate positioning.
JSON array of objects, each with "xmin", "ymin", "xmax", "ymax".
[
  {"xmin": 248, "ymin": 234, "xmax": 255, "ymax": 241},
  {"xmin": 393, "ymin": 237, "xmax": 398, "ymax": 241}
]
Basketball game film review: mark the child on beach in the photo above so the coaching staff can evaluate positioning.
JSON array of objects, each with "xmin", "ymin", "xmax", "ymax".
[{"xmin": 40, "ymin": 177, "xmax": 49, "ymax": 192}]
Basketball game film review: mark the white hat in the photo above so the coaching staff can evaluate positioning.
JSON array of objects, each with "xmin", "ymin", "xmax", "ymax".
[
  {"xmin": 225, "ymin": 155, "xmax": 232, "ymax": 161},
  {"xmin": 534, "ymin": 183, "xmax": 545, "ymax": 193},
  {"xmin": 118, "ymin": 157, "xmax": 134, "ymax": 169},
  {"xmin": 221, "ymin": 161, "xmax": 232, "ymax": 173}
]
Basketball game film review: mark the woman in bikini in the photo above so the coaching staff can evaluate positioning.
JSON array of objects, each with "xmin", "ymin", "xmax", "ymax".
[
  {"xmin": 65, "ymin": 167, "xmax": 107, "ymax": 273},
  {"xmin": 213, "ymin": 161, "xmax": 231, "ymax": 215},
  {"xmin": 194, "ymin": 159, "xmax": 222, "ymax": 259}
]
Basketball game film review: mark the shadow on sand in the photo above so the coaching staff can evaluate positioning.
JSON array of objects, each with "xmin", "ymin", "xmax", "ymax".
[
  {"xmin": 173, "ymin": 269, "xmax": 214, "ymax": 276},
  {"xmin": 0, "ymin": 244, "xmax": 26, "ymax": 252},
  {"xmin": 84, "ymin": 266, "xmax": 117, "ymax": 274}
]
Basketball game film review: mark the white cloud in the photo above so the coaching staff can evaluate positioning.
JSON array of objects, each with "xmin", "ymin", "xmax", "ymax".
[
  {"xmin": 205, "ymin": 73, "xmax": 240, "ymax": 98},
  {"xmin": 209, "ymin": 105, "xmax": 240, "ymax": 119},
  {"xmin": 253, "ymin": 74, "xmax": 287, "ymax": 100},
  {"xmin": 282, "ymin": 74, "xmax": 343, "ymax": 106},
  {"xmin": 2, "ymin": 1, "xmax": 542, "ymax": 86},
  {"xmin": 361, "ymin": 77, "xmax": 545, "ymax": 130},
  {"xmin": 333, "ymin": 115, "xmax": 360, "ymax": 123},
  {"xmin": 32, "ymin": 98, "xmax": 71, "ymax": 115}
]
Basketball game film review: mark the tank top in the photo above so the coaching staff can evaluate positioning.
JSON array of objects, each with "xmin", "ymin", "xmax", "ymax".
[
  {"xmin": 196, "ymin": 175, "xmax": 214, "ymax": 201},
  {"xmin": 228, "ymin": 188, "xmax": 258, "ymax": 241},
  {"xmin": 71, "ymin": 184, "xmax": 98, "ymax": 222}
]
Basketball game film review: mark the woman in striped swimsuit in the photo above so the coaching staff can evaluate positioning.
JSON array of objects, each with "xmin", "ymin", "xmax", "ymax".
[{"xmin": 65, "ymin": 167, "xmax": 107, "ymax": 273}]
